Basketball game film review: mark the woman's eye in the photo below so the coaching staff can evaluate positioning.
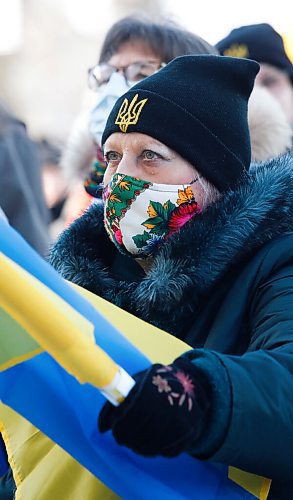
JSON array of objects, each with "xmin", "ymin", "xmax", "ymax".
[
  {"xmin": 262, "ymin": 77, "xmax": 278, "ymax": 88},
  {"xmin": 142, "ymin": 150, "xmax": 162, "ymax": 161},
  {"xmin": 104, "ymin": 151, "xmax": 121, "ymax": 164},
  {"xmin": 134, "ymin": 72, "xmax": 148, "ymax": 81}
]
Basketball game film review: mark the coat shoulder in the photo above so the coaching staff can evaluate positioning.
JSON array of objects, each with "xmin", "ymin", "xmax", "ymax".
[{"xmin": 250, "ymin": 232, "xmax": 293, "ymax": 277}]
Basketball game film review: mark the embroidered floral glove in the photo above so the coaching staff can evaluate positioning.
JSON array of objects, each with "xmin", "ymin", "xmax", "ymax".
[{"xmin": 98, "ymin": 357, "xmax": 211, "ymax": 457}]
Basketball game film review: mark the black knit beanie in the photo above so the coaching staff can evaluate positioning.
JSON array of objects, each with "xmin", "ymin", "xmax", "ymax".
[
  {"xmin": 102, "ymin": 55, "xmax": 259, "ymax": 192},
  {"xmin": 216, "ymin": 24, "xmax": 293, "ymax": 84}
]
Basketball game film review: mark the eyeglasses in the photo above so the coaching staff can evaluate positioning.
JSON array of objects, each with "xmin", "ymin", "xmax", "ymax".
[{"xmin": 87, "ymin": 61, "xmax": 165, "ymax": 90}]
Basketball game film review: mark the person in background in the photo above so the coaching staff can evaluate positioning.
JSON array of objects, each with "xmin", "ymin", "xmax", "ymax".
[
  {"xmin": 60, "ymin": 16, "xmax": 217, "ymax": 222},
  {"xmin": 216, "ymin": 23, "xmax": 293, "ymax": 129},
  {"xmin": 248, "ymin": 85, "xmax": 291, "ymax": 162},
  {"xmin": 35, "ymin": 139, "xmax": 65, "ymax": 221},
  {"xmin": 0, "ymin": 102, "xmax": 50, "ymax": 256},
  {"xmin": 50, "ymin": 54, "xmax": 293, "ymax": 499},
  {"xmin": 34, "ymin": 138, "xmax": 68, "ymax": 239},
  {"xmin": 87, "ymin": 16, "xmax": 217, "ymax": 150}
]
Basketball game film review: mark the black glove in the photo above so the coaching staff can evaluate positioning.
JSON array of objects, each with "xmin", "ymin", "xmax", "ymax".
[{"xmin": 98, "ymin": 357, "xmax": 211, "ymax": 457}]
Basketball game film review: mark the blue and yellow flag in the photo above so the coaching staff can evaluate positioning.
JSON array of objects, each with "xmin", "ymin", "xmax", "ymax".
[{"xmin": 0, "ymin": 220, "xmax": 270, "ymax": 499}]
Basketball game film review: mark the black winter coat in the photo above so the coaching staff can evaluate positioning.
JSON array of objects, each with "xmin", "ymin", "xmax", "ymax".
[
  {"xmin": 0, "ymin": 107, "xmax": 50, "ymax": 255},
  {"xmin": 50, "ymin": 154, "xmax": 293, "ymax": 499}
]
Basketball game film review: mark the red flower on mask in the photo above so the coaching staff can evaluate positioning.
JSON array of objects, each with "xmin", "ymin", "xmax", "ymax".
[
  {"xmin": 114, "ymin": 228, "xmax": 123, "ymax": 245},
  {"xmin": 108, "ymin": 221, "xmax": 123, "ymax": 246},
  {"xmin": 167, "ymin": 201, "xmax": 201, "ymax": 235}
]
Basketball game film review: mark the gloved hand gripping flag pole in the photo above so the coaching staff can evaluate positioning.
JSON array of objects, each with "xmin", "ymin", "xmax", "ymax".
[
  {"xmin": 0, "ymin": 252, "xmax": 135, "ymax": 406},
  {"xmin": 0, "ymin": 237, "xmax": 272, "ymax": 499}
]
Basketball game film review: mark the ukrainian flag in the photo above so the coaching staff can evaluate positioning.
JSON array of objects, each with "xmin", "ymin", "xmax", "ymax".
[{"xmin": 0, "ymin": 220, "xmax": 271, "ymax": 499}]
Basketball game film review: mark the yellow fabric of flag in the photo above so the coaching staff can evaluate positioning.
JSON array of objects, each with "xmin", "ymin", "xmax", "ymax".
[{"xmin": 0, "ymin": 404, "xmax": 118, "ymax": 500}]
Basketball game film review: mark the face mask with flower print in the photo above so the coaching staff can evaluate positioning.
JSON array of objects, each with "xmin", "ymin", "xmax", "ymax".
[{"xmin": 103, "ymin": 173, "xmax": 201, "ymax": 258}]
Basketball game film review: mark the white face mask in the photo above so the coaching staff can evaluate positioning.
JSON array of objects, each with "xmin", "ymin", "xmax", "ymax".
[
  {"xmin": 103, "ymin": 173, "xmax": 201, "ymax": 258},
  {"xmin": 89, "ymin": 73, "xmax": 136, "ymax": 146}
]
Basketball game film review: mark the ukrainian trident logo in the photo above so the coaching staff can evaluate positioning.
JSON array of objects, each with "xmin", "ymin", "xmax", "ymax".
[
  {"xmin": 223, "ymin": 43, "xmax": 249, "ymax": 58},
  {"xmin": 115, "ymin": 94, "xmax": 148, "ymax": 133}
]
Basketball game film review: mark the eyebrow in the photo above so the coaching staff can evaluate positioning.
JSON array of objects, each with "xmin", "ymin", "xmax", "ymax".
[{"xmin": 103, "ymin": 139, "xmax": 171, "ymax": 155}]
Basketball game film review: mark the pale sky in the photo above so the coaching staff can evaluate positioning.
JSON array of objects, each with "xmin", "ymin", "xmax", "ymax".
[
  {"xmin": 162, "ymin": 0, "xmax": 292, "ymax": 45},
  {"xmin": 1, "ymin": 0, "xmax": 291, "ymax": 56},
  {"xmin": 56, "ymin": 0, "xmax": 293, "ymax": 45}
]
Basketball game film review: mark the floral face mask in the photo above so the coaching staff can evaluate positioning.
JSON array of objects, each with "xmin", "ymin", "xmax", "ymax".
[{"xmin": 103, "ymin": 173, "xmax": 201, "ymax": 258}]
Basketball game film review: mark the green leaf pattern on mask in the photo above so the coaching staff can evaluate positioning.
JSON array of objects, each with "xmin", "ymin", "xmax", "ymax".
[
  {"xmin": 141, "ymin": 200, "xmax": 176, "ymax": 235},
  {"xmin": 132, "ymin": 230, "xmax": 151, "ymax": 249},
  {"xmin": 105, "ymin": 175, "xmax": 151, "ymax": 221}
]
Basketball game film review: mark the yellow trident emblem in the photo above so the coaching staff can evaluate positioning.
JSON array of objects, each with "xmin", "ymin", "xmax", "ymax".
[
  {"xmin": 115, "ymin": 94, "xmax": 148, "ymax": 133},
  {"xmin": 223, "ymin": 44, "xmax": 249, "ymax": 58}
]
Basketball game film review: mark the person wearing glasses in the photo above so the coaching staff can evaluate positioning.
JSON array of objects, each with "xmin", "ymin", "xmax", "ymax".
[
  {"xmin": 59, "ymin": 16, "xmax": 217, "ymax": 226},
  {"xmin": 51, "ymin": 54, "xmax": 293, "ymax": 499},
  {"xmin": 87, "ymin": 15, "xmax": 216, "ymax": 148}
]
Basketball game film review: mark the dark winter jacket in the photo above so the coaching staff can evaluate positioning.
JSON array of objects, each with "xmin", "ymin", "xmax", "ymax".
[
  {"xmin": 0, "ymin": 106, "xmax": 50, "ymax": 255},
  {"xmin": 50, "ymin": 154, "xmax": 293, "ymax": 499}
]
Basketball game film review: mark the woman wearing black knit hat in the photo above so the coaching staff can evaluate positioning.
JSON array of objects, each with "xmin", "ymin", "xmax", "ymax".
[
  {"xmin": 50, "ymin": 54, "xmax": 293, "ymax": 499},
  {"xmin": 217, "ymin": 23, "xmax": 293, "ymax": 128}
]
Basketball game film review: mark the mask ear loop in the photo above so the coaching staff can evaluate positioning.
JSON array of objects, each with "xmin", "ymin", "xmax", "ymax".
[
  {"xmin": 190, "ymin": 177, "xmax": 199, "ymax": 185},
  {"xmin": 87, "ymin": 182, "xmax": 105, "ymax": 199}
]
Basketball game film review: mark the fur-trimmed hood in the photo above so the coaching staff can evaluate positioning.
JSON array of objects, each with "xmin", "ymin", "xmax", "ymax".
[
  {"xmin": 248, "ymin": 87, "xmax": 292, "ymax": 162},
  {"xmin": 50, "ymin": 153, "xmax": 293, "ymax": 335}
]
